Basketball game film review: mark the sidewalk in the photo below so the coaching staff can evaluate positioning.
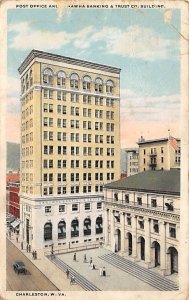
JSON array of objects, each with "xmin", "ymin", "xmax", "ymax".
[{"xmin": 7, "ymin": 233, "xmax": 83, "ymax": 291}]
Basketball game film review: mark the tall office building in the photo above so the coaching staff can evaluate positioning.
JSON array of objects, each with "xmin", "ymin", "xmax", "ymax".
[{"xmin": 18, "ymin": 50, "xmax": 121, "ymax": 249}]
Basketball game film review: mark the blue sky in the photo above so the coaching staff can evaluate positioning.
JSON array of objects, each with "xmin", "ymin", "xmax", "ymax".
[{"xmin": 7, "ymin": 8, "xmax": 181, "ymax": 146}]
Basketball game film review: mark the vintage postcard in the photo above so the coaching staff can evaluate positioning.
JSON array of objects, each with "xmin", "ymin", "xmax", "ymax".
[{"xmin": 0, "ymin": 0, "xmax": 188, "ymax": 300}]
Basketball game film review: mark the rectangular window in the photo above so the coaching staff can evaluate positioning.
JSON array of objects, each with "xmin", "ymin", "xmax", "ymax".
[
  {"xmin": 153, "ymin": 220, "xmax": 159, "ymax": 233},
  {"xmin": 49, "ymin": 160, "xmax": 53, "ymax": 168},
  {"xmin": 72, "ymin": 204, "xmax": 78, "ymax": 211},
  {"xmin": 45, "ymin": 206, "xmax": 51, "ymax": 213},
  {"xmin": 137, "ymin": 197, "xmax": 142, "ymax": 205},
  {"xmin": 59, "ymin": 205, "xmax": 65, "ymax": 213},
  {"xmin": 85, "ymin": 203, "xmax": 91, "ymax": 210},
  {"xmin": 169, "ymin": 224, "xmax": 176, "ymax": 238},
  {"xmin": 151, "ymin": 199, "xmax": 157, "ymax": 207},
  {"xmin": 97, "ymin": 202, "xmax": 102, "ymax": 209}
]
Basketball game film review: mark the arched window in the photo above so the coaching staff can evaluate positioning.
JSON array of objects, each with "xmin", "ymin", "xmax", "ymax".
[
  {"xmin": 96, "ymin": 216, "xmax": 103, "ymax": 234},
  {"xmin": 70, "ymin": 73, "xmax": 79, "ymax": 89},
  {"xmin": 95, "ymin": 78, "xmax": 103, "ymax": 93},
  {"xmin": 21, "ymin": 79, "xmax": 25, "ymax": 94},
  {"xmin": 106, "ymin": 80, "xmax": 114, "ymax": 93},
  {"xmin": 29, "ymin": 70, "xmax": 33, "ymax": 87},
  {"xmin": 71, "ymin": 219, "xmax": 79, "ymax": 237},
  {"xmin": 83, "ymin": 218, "xmax": 91, "ymax": 236},
  {"xmin": 57, "ymin": 71, "xmax": 66, "ymax": 86},
  {"xmin": 43, "ymin": 68, "xmax": 53, "ymax": 85},
  {"xmin": 26, "ymin": 74, "xmax": 29, "ymax": 90},
  {"xmin": 83, "ymin": 75, "xmax": 91, "ymax": 91},
  {"xmin": 44, "ymin": 222, "xmax": 52, "ymax": 241},
  {"xmin": 58, "ymin": 220, "xmax": 66, "ymax": 239}
]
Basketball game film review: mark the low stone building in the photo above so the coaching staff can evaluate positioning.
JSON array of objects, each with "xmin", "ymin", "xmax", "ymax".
[{"xmin": 103, "ymin": 169, "xmax": 180, "ymax": 276}]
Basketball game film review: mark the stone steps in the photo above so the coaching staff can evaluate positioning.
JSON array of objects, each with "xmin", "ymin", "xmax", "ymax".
[
  {"xmin": 99, "ymin": 253, "xmax": 178, "ymax": 291},
  {"xmin": 47, "ymin": 255, "xmax": 101, "ymax": 291}
]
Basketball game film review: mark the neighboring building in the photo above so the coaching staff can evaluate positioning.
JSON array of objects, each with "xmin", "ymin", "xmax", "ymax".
[
  {"xmin": 137, "ymin": 136, "xmax": 181, "ymax": 173},
  {"xmin": 18, "ymin": 50, "xmax": 121, "ymax": 249},
  {"xmin": 120, "ymin": 148, "xmax": 127, "ymax": 173},
  {"xmin": 126, "ymin": 148, "xmax": 139, "ymax": 176},
  {"xmin": 9, "ymin": 182, "xmax": 20, "ymax": 218},
  {"xmin": 6, "ymin": 173, "xmax": 20, "ymax": 186},
  {"xmin": 104, "ymin": 169, "xmax": 180, "ymax": 276}
]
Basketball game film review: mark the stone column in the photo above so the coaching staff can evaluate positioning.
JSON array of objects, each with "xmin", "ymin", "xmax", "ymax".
[
  {"xmin": 110, "ymin": 209, "xmax": 115, "ymax": 252},
  {"xmin": 120, "ymin": 212, "xmax": 125, "ymax": 255},
  {"xmin": 104, "ymin": 209, "xmax": 109, "ymax": 246},
  {"xmin": 144, "ymin": 217, "xmax": 151, "ymax": 268},
  {"xmin": 160, "ymin": 221, "xmax": 166, "ymax": 276},
  {"xmin": 131, "ymin": 214, "xmax": 137, "ymax": 260}
]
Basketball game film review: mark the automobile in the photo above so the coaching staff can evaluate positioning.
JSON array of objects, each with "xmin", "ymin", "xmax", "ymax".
[{"xmin": 13, "ymin": 261, "xmax": 27, "ymax": 274}]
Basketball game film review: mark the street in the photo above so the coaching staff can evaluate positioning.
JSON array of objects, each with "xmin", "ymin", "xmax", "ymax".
[{"xmin": 6, "ymin": 238, "xmax": 59, "ymax": 291}]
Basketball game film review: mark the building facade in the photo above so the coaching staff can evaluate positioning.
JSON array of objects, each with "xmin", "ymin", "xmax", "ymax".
[
  {"xmin": 104, "ymin": 169, "xmax": 180, "ymax": 276},
  {"xmin": 126, "ymin": 148, "xmax": 139, "ymax": 176},
  {"xmin": 137, "ymin": 136, "xmax": 181, "ymax": 173},
  {"xmin": 18, "ymin": 50, "xmax": 121, "ymax": 249},
  {"xmin": 9, "ymin": 182, "xmax": 20, "ymax": 218}
]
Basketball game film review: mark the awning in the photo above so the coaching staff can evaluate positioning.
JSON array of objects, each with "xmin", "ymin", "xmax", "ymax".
[{"xmin": 10, "ymin": 219, "xmax": 20, "ymax": 228}]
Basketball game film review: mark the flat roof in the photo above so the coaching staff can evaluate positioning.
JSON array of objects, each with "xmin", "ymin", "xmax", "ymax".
[
  {"xmin": 137, "ymin": 137, "xmax": 180, "ymax": 145},
  {"xmin": 105, "ymin": 169, "xmax": 180, "ymax": 195},
  {"xmin": 18, "ymin": 49, "xmax": 121, "ymax": 75}
]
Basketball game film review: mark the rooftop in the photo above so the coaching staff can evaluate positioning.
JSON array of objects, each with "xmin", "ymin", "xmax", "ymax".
[
  {"xmin": 137, "ymin": 137, "xmax": 180, "ymax": 145},
  {"xmin": 18, "ymin": 49, "xmax": 121, "ymax": 75},
  {"xmin": 105, "ymin": 169, "xmax": 180, "ymax": 195}
]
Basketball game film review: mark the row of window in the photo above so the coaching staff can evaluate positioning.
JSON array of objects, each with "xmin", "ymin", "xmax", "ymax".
[
  {"xmin": 42, "ymin": 130, "xmax": 115, "ymax": 144},
  {"xmin": 45, "ymin": 202, "xmax": 102, "ymax": 213},
  {"xmin": 43, "ymin": 216, "xmax": 103, "ymax": 241},
  {"xmin": 43, "ymin": 172, "xmax": 107, "ymax": 182},
  {"xmin": 43, "ymin": 91, "xmax": 115, "ymax": 106},
  {"xmin": 42, "ymin": 146, "xmax": 115, "ymax": 156},
  {"xmin": 43, "ymin": 171, "xmax": 114, "ymax": 181},
  {"xmin": 21, "ymin": 68, "xmax": 115, "ymax": 94},
  {"xmin": 123, "ymin": 214, "xmax": 176, "ymax": 238},
  {"xmin": 21, "ymin": 184, "xmax": 104, "ymax": 195},
  {"xmin": 42, "ymin": 158, "xmax": 114, "ymax": 169},
  {"xmin": 57, "ymin": 119, "xmax": 115, "ymax": 131},
  {"xmin": 22, "ymin": 105, "xmax": 33, "ymax": 119},
  {"xmin": 113, "ymin": 193, "xmax": 175, "ymax": 211},
  {"xmin": 43, "ymin": 184, "xmax": 105, "ymax": 195},
  {"xmin": 21, "ymin": 91, "xmax": 33, "ymax": 106}
]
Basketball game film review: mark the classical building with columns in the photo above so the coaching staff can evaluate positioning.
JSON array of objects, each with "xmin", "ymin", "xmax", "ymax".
[{"xmin": 104, "ymin": 169, "xmax": 180, "ymax": 276}]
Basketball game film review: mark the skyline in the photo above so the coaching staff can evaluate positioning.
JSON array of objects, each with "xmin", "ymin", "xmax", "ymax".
[{"xmin": 6, "ymin": 8, "xmax": 180, "ymax": 147}]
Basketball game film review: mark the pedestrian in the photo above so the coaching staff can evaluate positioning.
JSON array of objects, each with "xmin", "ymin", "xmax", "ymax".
[
  {"xmin": 89, "ymin": 257, "xmax": 92, "ymax": 265},
  {"xmin": 16, "ymin": 236, "xmax": 18, "ymax": 243},
  {"xmin": 21, "ymin": 241, "xmax": 23, "ymax": 250},
  {"xmin": 32, "ymin": 250, "xmax": 35, "ymax": 259},
  {"xmin": 70, "ymin": 275, "xmax": 75, "ymax": 285},
  {"xmin": 34, "ymin": 250, "xmax": 37, "ymax": 260},
  {"xmin": 28, "ymin": 245, "xmax": 31, "ymax": 252},
  {"xmin": 99, "ymin": 267, "xmax": 103, "ymax": 276},
  {"xmin": 26, "ymin": 244, "xmax": 29, "ymax": 252},
  {"xmin": 83, "ymin": 254, "xmax": 87, "ymax": 263},
  {"xmin": 66, "ymin": 269, "xmax": 69, "ymax": 279},
  {"xmin": 102, "ymin": 266, "xmax": 106, "ymax": 276},
  {"xmin": 73, "ymin": 252, "xmax": 76, "ymax": 261}
]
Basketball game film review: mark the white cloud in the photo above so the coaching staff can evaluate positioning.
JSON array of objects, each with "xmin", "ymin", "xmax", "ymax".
[
  {"xmin": 8, "ymin": 22, "xmax": 178, "ymax": 61},
  {"xmin": 8, "ymin": 21, "xmax": 94, "ymax": 51},
  {"xmin": 91, "ymin": 25, "xmax": 178, "ymax": 61},
  {"xmin": 120, "ymin": 92, "xmax": 180, "ymax": 122}
]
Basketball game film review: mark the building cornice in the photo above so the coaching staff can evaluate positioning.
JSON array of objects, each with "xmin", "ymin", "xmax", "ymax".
[
  {"xmin": 104, "ymin": 187, "xmax": 180, "ymax": 196},
  {"xmin": 18, "ymin": 49, "xmax": 121, "ymax": 75},
  {"xmin": 137, "ymin": 137, "xmax": 180, "ymax": 145}
]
